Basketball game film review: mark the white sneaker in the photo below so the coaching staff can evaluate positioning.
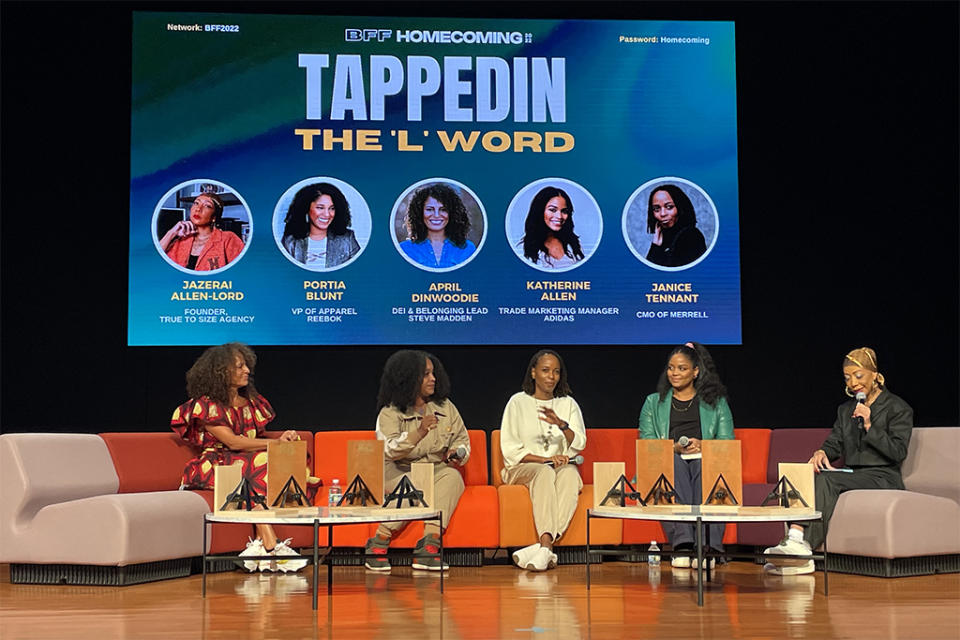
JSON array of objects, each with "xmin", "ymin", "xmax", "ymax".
[
  {"xmin": 764, "ymin": 560, "xmax": 815, "ymax": 575},
  {"xmin": 671, "ymin": 556, "xmax": 691, "ymax": 568},
  {"xmin": 764, "ymin": 536, "xmax": 812, "ymax": 558},
  {"xmin": 238, "ymin": 538, "xmax": 267, "ymax": 572},
  {"xmin": 512, "ymin": 543, "xmax": 541, "ymax": 568},
  {"xmin": 524, "ymin": 546, "xmax": 554, "ymax": 572},
  {"xmin": 271, "ymin": 538, "xmax": 308, "ymax": 573},
  {"xmin": 691, "ymin": 557, "xmax": 715, "ymax": 570}
]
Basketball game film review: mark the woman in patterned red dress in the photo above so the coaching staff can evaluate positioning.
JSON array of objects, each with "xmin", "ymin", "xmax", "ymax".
[{"xmin": 171, "ymin": 342, "xmax": 315, "ymax": 571}]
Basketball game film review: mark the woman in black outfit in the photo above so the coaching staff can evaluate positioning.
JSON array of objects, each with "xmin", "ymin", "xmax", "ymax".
[{"xmin": 645, "ymin": 184, "xmax": 706, "ymax": 267}]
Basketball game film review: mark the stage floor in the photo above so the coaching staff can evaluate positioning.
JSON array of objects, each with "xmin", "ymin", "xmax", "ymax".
[{"xmin": 2, "ymin": 561, "xmax": 958, "ymax": 639}]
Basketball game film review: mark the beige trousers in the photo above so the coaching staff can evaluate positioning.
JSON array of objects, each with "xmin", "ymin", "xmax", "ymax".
[
  {"xmin": 504, "ymin": 462, "xmax": 582, "ymax": 540},
  {"xmin": 377, "ymin": 462, "xmax": 464, "ymax": 538}
]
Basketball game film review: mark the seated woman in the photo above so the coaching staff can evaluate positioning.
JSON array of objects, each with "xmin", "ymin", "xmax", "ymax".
[
  {"xmin": 639, "ymin": 342, "xmax": 734, "ymax": 569},
  {"xmin": 281, "ymin": 182, "xmax": 361, "ymax": 269},
  {"xmin": 159, "ymin": 192, "xmax": 244, "ymax": 271},
  {"xmin": 500, "ymin": 350, "xmax": 587, "ymax": 571},
  {"xmin": 171, "ymin": 342, "xmax": 320, "ymax": 572},
  {"xmin": 520, "ymin": 186, "xmax": 585, "ymax": 269},
  {"xmin": 367, "ymin": 350, "xmax": 470, "ymax": 572},
  {"xmin": 644, "ymin": 184, "xmax": 706, "ymax": 268},
  {"xmin": 399, "ymin": 183, "xmax": 476, "ymax": 269},
  {"xmin": 764, "ymin": 347, "xmax": 913, "ymax": 575}
]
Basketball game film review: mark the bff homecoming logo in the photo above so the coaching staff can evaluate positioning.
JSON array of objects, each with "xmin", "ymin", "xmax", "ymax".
[{"xmin": 344, "ymin": 28, "xmax": 533, "ymax": 45}]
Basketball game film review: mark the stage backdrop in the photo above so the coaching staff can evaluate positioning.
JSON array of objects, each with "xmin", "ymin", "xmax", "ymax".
[{"xmin": 129, "ymin": 12, "xmax": 741, "ymax": 346}]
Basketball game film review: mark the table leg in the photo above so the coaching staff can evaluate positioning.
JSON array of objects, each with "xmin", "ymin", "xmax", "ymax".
[
  {"xmin": 327, "ymin": 524, "xmax": 334, "ymax": 595},
  {"xmin": 586, "ymin": 510, "xmax": 591, "ymax": 590},
  {"xmin": 202, "ymin": 517, "xmax": 208, "ymax": 597},
  {"xmin": 822, "ymin": 518, "xmax": 829, "ymax": 597},
  {"xmin": 696, "ymin": 516, "xmax": 703, "ymax": 607},
  {"xmin": 312, "ymin": 519, "xmax": 320, "ymax": 610},
  {"xmin": 439, "ymin": 512, "xmax": 444, "ymax": 595}
]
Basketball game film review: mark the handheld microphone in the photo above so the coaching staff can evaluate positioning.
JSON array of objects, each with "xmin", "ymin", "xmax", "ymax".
[
  {"xmin": 447, "ymin": 445, "xmax": 468, "ymax": 462},
  {"xmin": 546, "ymin": 455, "xmax": 584, "ymax": 466},
  {"xmin": 678, "ymin": 436, "xmax": 690, "ymax": 448},
  {"xmin": 854, "ymin": 392, "xmax": 867, "ymax": 429}
]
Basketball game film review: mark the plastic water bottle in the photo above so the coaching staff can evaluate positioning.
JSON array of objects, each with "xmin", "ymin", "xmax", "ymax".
[
  {"xmin": 328, "ymin": 478, "xmax": 342, "ymax": 507},
  {"xmin": 648, "ymin": 541, "xmax": 661, "ymax": 567}
]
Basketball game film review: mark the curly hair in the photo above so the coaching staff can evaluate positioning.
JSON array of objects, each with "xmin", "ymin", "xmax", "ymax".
[
  {"xmin": 405, "ymin": 183, "xmax": 471, "ymax": 248},
  {"xmin": 646, "ymin": 184, "xmax": 697, "ymax": 234},
  {"xmin": 520, "ymin": 349, "xmax": 573, "ymax": 398},
  {"xmin": 655, "ymin": 342, "xmax": 727, "ymax": 407},
  {"xmin": 522, "ymin": 187, "xmax": 584, "ymax": 264},
  {"xmin": 377, "ymin": 350, "xmax": 451, "ymax": 412},
  {"xmin": 185, "ymin": 342, "xmax": 258, "ymax": 405},
  {"xmin": 282, "ymin": 182, "xmax": 353, "ymax": 240}
]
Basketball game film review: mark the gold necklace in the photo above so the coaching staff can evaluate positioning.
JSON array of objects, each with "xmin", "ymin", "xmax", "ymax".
[{"xmin": 671, "ymin": 395, "xmax": 695, "ymax": 412}]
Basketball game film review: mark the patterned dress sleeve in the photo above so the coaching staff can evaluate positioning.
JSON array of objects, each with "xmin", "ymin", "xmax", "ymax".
[{"xmin": 171, "ymin": 396, "xmax": 233, "ymax": 446}]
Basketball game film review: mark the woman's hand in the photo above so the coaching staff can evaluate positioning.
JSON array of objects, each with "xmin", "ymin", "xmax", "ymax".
[
  {"xmin": 808, "ymin": 449, "xmax": 835, "ymax": 473},
  {"xmin": 652, "ymin": 223, "xmax": 664, "ymax": 246},
  {"xmin": 418, "ymin": 413, "xmax": 439, "ymax": 436},
  {"xmin": 279, "ymin": 430, "xmax": 300, "ymax": 442},
  {"xmin": 549, "ymin": 454, "xmax": 569, "ymax": 467},
  {"xmin": 852, "ymin": 402, "xmax": 872, "ymax": 431},
  {"xmin": 158, "ymin": 220, "xmax": 197, "ymax": 251},
  {"xmin": 676, "ymin": 437, "xmax": 701, "ymax": 454},
  {"xmin": 538, "ymin": 407, "xmax": 566, "ymax": 429}
]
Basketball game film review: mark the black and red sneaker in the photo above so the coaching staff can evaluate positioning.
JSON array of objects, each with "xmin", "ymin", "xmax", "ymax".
[
  {"xmin": 412, "ymin": 534, "xmax": 449, "ymax": 571},
  {"xmin": 364, "ymin": 536, "xmax": 391, "ymax": 572}
]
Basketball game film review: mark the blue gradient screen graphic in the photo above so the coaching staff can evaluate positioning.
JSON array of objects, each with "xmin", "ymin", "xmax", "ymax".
[{"xmin": 129, "ymin": 12, "xmax": 741, "ymax": 345}]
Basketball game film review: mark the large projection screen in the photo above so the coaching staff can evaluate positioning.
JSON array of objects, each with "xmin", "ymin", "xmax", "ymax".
[{"xmin": 129, "ymin": 12, "xmax": 741, "ymax": 345}]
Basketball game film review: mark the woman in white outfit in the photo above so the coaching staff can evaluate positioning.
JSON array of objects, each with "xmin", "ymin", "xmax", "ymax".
[{"xmin": 500, "ymin": 349, "xmax": 587, "ymax": 571}]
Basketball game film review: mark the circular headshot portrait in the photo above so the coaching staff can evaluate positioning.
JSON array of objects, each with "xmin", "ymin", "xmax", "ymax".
[
  {"xmin": 153, "ymin": 179, "xmax": 252, "ymax": 274},
  {"xmin": 272, "ymin": 177, "xmax": 372, "ymax": 272},
  {"xmin": 622, "ymin": 177, "xmax": 719, "ymax": 271},
  {"xmin": 505, "ymin": 178, "xmax": 603, "ymax": 273},
  {"xmin": 391, "ymin": 179, "xmax": 486, "ymax": 273}
]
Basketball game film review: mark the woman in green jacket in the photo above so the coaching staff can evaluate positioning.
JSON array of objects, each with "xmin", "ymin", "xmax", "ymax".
[{"xmin": 638, "ymin": 342, "xmax": 734, "ymax": 569}]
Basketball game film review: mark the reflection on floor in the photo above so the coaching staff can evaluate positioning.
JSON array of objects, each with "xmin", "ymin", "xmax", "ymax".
[{"xmin": 2, "ymin": 562, "xmax": 959, "ymax": 639}]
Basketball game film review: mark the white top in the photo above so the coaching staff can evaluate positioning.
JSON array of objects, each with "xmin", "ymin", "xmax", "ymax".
[
  {"xmin": 500, "ymin": 391, "xmax": 587, "ymax": 472},
  {"xmin": 305, "ymin": 237, "xmax": 328, "ymax": 265}
]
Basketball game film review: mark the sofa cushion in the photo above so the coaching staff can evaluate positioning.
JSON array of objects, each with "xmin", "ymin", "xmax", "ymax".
[
  {"xmin": 100, "ymin": 432, "xmax": 196, "ymax": 493},
  {"xmin": 827, "ymin": 489, "xmax": 960, "ymax": 557},
  {"xmin": 735, "ymin": 428, "xmax": 771, "ymax": 484},
  {"xmin": 1, "ymin": 433, "xmax": 120, "ymax": 558},
  {"xmin": 21, "ymin": 491, "xmax": 211, "ymax": 564},
  {"xmin": 101, "ymin": 430, "xmax": 316, "ymax": 495},
  {"xmin": 767, "ymin": 428, "xmax": 832, "ymax": 483},
  {"xmin": 901, "ymin": 427, "xmax": 960, "ymax": 504}
]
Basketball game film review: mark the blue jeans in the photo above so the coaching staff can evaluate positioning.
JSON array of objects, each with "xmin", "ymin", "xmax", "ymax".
[{"xmin": 664, "ymin": 454, "xmax": 726, "ymax": 550}]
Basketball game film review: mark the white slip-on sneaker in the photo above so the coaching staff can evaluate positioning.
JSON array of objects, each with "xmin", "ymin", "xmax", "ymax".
[
  {"xmin": 512, "ymin": 543, "xmax": 542, "ymax": 568},
  {"xmin": 271, "ymin": 538, "xmax": 308, "ymax": 573},
  {"xmin": 238, "ymin": 537, "xmax": 268, "ymax": 572},
  {"xmin": 525, "ymin": 546, "xmax": 553, "ymax": 572},
  {"xmin": 764, "ymin": 536, "xmax": 812, "ymax": 558},
  {"xmin": 691, "ymin": 557, "xmax": 715, "ymax": 570}
]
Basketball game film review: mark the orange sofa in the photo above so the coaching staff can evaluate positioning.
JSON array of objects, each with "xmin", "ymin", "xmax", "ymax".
[{"xmin": 312, "ymin": 430, "xmax": 499, "ymax": 555}]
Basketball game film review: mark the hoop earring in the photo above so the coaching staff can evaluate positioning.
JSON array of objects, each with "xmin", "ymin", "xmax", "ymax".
[{"xmin": 844, "ymin": 386, "xmax": 854, "ymax": 397}]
